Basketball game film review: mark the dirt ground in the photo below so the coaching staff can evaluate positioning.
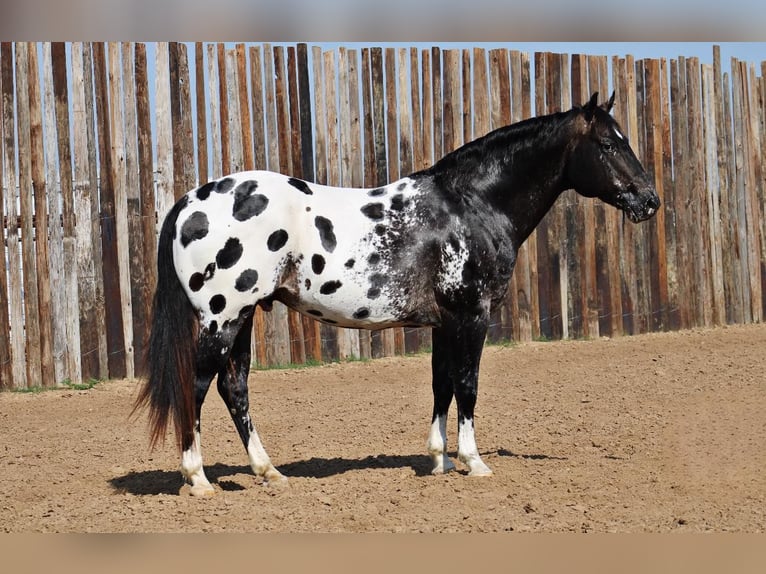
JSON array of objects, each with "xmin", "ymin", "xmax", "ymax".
[{"xmin": 1, "ymin": 324, "xmax": 764, "ymax": 533}]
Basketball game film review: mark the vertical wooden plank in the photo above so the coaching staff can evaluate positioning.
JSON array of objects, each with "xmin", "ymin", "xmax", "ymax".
[
  {"xmin": 740, "ymin": 61, "xmax": 763, "ymax": 322},
  {"xmin": 75, "ymin": 42, "xmax": 108, "ymax": 379},
  {"xmin": 236, "ymin": 43, "xmax": 254, "ymax": 175},
  {"xmin": 108, "ymin": 42, "xmax": 135, "ymax": 379},
  {"xmin": 645, "ymin": 58, "xmax": 670, "ymax": 331},
  {"xmin": 410, "ymin": 47, "xmax": 424, "ymax": 175},
  {"xmin": 206, "ymin": 44, "xmax": 222, "ymax": 179},
  {"xmin": 217, "ymin": 43, "xmax": 231, "ymax": 176},
  {"xmin": 397, "ymin": 48, "xmax": 413, "ymax": 176},
  {"xmin": 421, "ymin": 49, "xmax": 433, "ymax": 171},
  {"xmin": 473, "ymin": 47, "xmax": 489, "ymax": 138},
  {"xmin": 224, "ymin": 48, "xmax": 243, "ymax": 174},
  {"xmin": 702, "ymin": 63, "xmax": 725, "ymax": 325},
  {"xmin": 155, "ymin": 43, "xmax": 174, "ymax": 223},
  {"xmin": 15, "ymin": 43, "xmax": 43, "ymax": 387},
  {"xmin": 51, "ymin": 43, "xmax": 89, "ymax": 381},
  {"xmin": 250, "ymin": 46, "xmax": 267, "ymax": 171},
  {"xmin": 195, "ymin": 43, "xmax": 208, "ymax": 185},
  {"xmin": 1, "ymin": 42, "xmax": 26, "ymax": 388},
  {"xmin": 93, "ymin": 42, "xmax": 126, "ymax": 378},
  {"xmin": 633, "ymin": 58, "xmax": 652, "ymax": 334},
  {"xmin": 312, "ymin": 45, "xmax": 327, "ymax": 186},
  {"xmin": 297, "ymin": 43, "xmax": 314, "ymax": 181},
  {"xmin": 27, "ymin": 42, "xmax": 55, "ymax": 386},
  {"xmin": 361, "ymin": 48, "xmax": 376, "ymax": 187},
  {"xmin": 122, "ymin": 42, "xmax": 150, "ymax": 376},
  {"xmin": 689, "ymin": 58, "xmax": 713, "ymax": 327},
  {"xmin": 0, "ymin": 44, "xmax": 10, "ymax": 387},
  {"xmin": 43, "ymin": 43, "xmax": 68, "ymax": 386},
  {"xmin": 134, "ymin": 43, "xmax": 158, "ymax": 357},
  {"xmin": 441, "ymin": 49, "xmax": 457, "ymax": 155},
  {"xmin": 371, "ymin": 48, "xmax": 387, "ymax": 185},
  {"xmin": 287, "ymin": 46, "xmax": 303, "ymax": 178},
  {"xmin": 431, "ymin": 47, "xmax": 443, "ymax": 163},
  {"xmin": 660, "ymin": 55, "xmax": 680, "ymax": 332},
  {"xmin": 462, "ymin": 49, "xmax": 472, "ymax": 145}
]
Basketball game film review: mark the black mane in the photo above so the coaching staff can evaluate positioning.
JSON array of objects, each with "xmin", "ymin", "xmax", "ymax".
[{"xmin": 417, "ymin": 107, "xmax": 580, "ymax": 193}]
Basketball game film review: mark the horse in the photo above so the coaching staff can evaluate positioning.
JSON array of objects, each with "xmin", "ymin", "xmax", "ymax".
[{"xmin": 134, "ymin": 92, "xmax": 660, "ymax": 496}]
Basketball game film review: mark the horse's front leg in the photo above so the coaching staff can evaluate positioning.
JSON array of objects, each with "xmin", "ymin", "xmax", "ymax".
[
  {"xmin": 427, "ymin": 345, "xmax": 456, "ymax": 474},
  {"xmin": 429, "ymin": 309, "xmax": 492, "ymax": 477}
]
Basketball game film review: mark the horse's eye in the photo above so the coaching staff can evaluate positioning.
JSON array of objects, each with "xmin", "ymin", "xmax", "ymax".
[{"xmin": 601, "ymin": 139, "xmax": 616, "ymax": 153}]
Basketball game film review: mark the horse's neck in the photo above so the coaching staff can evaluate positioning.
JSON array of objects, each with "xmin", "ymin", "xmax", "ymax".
[{"xmin": 474, "ymin": 132, "xmax": 571, "ymax": 245}]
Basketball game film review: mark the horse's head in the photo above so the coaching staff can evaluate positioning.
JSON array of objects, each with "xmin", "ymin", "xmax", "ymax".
[{"xmin": 566, "ymin": 92, "xmax": 660, "ymax": 223}]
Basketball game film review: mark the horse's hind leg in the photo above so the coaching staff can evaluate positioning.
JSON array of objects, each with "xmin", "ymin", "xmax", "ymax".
[
  {"xmin": 180, "ymin": 322, "xmax": 240, "ymax": 496},
  {"xmin": 180, "ymin": 351, "xmax": 218, "ymax": 497},
  {"xmin": 216, "ymin": 312, "xmax": 287, "ymax": 486}
]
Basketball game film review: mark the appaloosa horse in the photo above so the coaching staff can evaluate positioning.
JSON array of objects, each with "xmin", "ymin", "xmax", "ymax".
[{"xmin": 135, "ymin": 92, "xmax": 659, "ymax": 495}]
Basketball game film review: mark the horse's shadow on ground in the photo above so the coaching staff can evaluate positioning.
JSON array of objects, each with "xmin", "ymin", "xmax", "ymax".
[{"xmin": 109, "ymin": 449, "xmax": 566, "ymax": 496}]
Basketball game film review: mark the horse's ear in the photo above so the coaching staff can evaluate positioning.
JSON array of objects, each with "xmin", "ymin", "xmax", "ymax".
[
  {"xmin": 603, "ymin": 91, "xmax": 616, "ymax": 113},
  {"xmin": 583, "ymin": 91, "xmax": 599, "ymax": 121}
]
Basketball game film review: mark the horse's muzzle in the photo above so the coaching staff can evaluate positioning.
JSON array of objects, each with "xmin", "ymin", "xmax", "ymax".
[{"xmin": 622, "ymin": 187, "xmax": 660, "ymax": 223}]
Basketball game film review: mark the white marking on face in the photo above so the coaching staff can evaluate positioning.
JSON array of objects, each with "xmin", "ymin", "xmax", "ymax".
[{"xmin": 613, "ymin": 126, "xmax": 625, "ymax": 140}]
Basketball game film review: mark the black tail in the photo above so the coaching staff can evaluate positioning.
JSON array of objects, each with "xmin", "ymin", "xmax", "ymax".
[{"xmin": 133, "ymin": 197, "xmax": 197, "ymax": 451}]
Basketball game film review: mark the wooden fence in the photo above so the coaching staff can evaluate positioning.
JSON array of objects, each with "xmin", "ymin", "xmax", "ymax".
[{"xmin": 1, "ymin": 42, "xmax": 764, "ymax": 389}]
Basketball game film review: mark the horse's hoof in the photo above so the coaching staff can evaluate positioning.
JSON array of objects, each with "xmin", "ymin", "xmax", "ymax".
[
  {"xmin": 264, "ymin": 471, "xmax": 289, "ymax": 487},
  {"xmin": 467, "ymin": 464, "xmax": 493, "ymax": 477},
  {"xmin": 430, "ymin": 458, "xmax": 457, "ymax": 475},
  {"xmin": 184, "ymin": 483, "xmax": 216, "ymax": 497}
]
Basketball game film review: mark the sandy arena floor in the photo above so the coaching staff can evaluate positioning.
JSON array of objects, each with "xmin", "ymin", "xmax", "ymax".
[{"xmin": 1, "ymin": 324, "xmax": 764, "ymax": 532}]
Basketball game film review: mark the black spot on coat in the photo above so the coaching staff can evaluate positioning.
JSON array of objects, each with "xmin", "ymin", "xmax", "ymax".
[
  {"xmin": 368, "ymin": 187, "xmax": 386, "ymax": 197},
  {"xmin": 232, "ymin": 181, "xmax": 269, "ymax": 221},
  {"xmin": 361, "ymin": 202, "xmax": 385, "ymax": 220},
  {"xmin": 235, "ymin": 269, "xmax": 259, "ymax": 292},
  {"xmin": 311, "ymin": 254, "xmax": 325, "ymax": 274},
  {"xmin": 314, "ymin": 216, "xmax": 337, "ymax": 253},
  {"xmin": 195, "ymin": 181, "xmax": 216, "ymax": 200},
  {"xmin": 307, "ymin": 309, "xmax": 323, "ymax": 317},
  {"xmin": 344, "ymin": 258, "xmax": 355, "ymax": 269},
  {"xmin": 353, "ymin": 308, "xmax": 370, "ymax": 319},
  {"xmin": 367, "ymin": 252, "xmax": 381, "ymax": 265},
  {"xmin": 390, "ymin": 194, "xmax": 406, "ymax": 211},
  {"xmin": 267, "ymin": 229, "xmax": 289, "ymax": 251},
  {"xmin": 209, "ymin": 294, "xmax": 227, "ymax": 314},
  {"xmin": 215, "ymin": 177, "xmax": 235, "ymax": 194},
  {"xmin": 180, "ymin": 211, "xmax": 209, "ymax": 247},
  {"xmin": 216, "ymin": 237, "xmax": 243, "ymax": 269},
  {"xmin": 189, "ymin": 273, "xmax": 205, "ymax": 292},
  {"xmin": 288, "ymin": 177, "xmax": 313, "ymax": 195},
  {"xmin": 319, "ymin": 280, "xmax": 342, "ymax": 295}
]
